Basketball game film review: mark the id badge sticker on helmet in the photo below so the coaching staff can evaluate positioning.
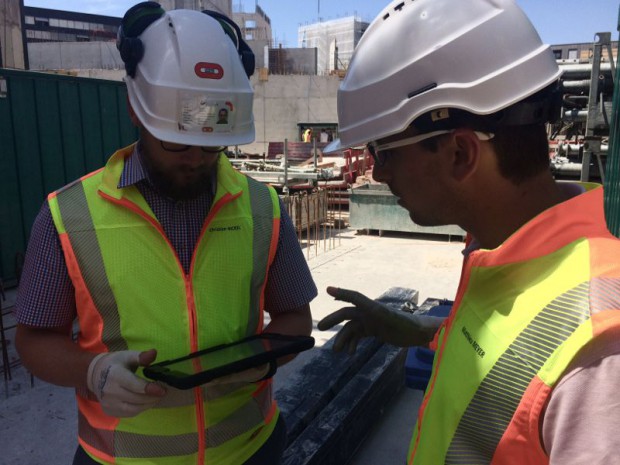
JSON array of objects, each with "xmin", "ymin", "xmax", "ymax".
[{"xmin": 178, "ymin": 92, "xmax": 234, "ymax": 134}]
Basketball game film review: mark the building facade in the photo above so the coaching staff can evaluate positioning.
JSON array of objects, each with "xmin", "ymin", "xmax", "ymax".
[
  {"xmin": 552, "ymin": 39, "xmax": 618, "ymax": 63},
  {"xmin": 233, "ymin": 4, "xmax": 271, "ymax": 43},
  {"xmin": 160, "ymin": 0, "xmax": 232, "ymax": 17},
  {"xmin": 232, "ymin": 4, "xmax": 272, "ymax": 70},
  {"xmin": 298, "ymin": 17, "xmax": 368, "ymax": 76},
  {"xmin": 22, "ymin": 6, "xmax": 119, "ymax": 44}
]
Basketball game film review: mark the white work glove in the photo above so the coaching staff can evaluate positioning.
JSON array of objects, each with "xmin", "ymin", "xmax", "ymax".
[
  {"xmin": 317, "ymin": 286, "xmax": 442, "ymax": 354},
  {"xmin": 205, "ymin": 362, "xmax": 275, "ymax": 387},
  {"xmin": 87, "ymin": 349, "xmax": 167, "ymax": 418}
]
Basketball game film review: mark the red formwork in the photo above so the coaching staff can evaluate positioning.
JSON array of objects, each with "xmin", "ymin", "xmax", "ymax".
[
  {"xmin": 321, "ymin": 147, "xmax": 374, "ymax": 206},
  {"xmin": 263, "ymin": 142, "xmax": 374, "ymax": 206}
]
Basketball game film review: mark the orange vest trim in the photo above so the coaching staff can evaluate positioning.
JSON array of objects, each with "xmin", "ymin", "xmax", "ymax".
[{"xmin": 489, "ymin": 376, "xmax": 551, "ymax": 465}]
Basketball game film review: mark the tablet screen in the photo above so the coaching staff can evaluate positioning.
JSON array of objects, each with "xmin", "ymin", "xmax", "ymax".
[
  {"xmin": 144, "ymin": 334, "xmax": 315, "ymax": 388},
  {"xmin": 167, "ymin": 337, "xmax": 274, "ymax": 376}
]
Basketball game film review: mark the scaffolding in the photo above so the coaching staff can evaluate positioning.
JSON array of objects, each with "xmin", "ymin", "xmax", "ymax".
[{"xmin": 298, "ymin": 16, "xmax": 367, "ymax": 75}]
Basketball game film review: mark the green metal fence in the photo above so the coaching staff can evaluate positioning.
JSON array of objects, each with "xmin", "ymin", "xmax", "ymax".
[
  {"xmin": 605, "ymin": 9, "xmax": 620, "ymax": 237},
  {"xmin": 0, "ymin": 69, "xmax": 138, "ymax": 284}
]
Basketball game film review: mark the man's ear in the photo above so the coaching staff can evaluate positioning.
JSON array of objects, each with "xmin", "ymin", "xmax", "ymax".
[
  {"xmin": 126, "ymin": 96, "xmax": 141, "ymax": 127},
  {"xmin": 449, "ymin": 129, "xmax": 483, "ymax": 182}
]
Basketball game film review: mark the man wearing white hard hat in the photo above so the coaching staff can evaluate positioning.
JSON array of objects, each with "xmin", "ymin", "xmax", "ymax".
[
  {"xmin": 319, "ymin": 0, "xmax": 620, "ymax": 463},
  {"xmin": 15, "ymin": 2, "xmax": 316, "ymax": 464}
]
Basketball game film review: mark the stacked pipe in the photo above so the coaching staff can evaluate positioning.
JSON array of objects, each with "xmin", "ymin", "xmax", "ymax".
[
  {"xmin": 552, "ymin": 32, "xmax": 617, "ymax": 182},
  {"xmin": 559, "ymin": 62, "xmax": 614, "ymax": 128}
]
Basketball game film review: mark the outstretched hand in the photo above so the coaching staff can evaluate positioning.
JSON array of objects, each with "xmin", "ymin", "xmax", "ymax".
[{"xmin": 318, "ymin": 286, "xmax": 442, "ymax": 354}]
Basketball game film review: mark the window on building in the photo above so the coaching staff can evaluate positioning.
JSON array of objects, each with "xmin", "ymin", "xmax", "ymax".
[
  {"xmin": 59, "ymin": 19, "xmax": 68, "ymax": 28},
  {"xmin": 568, "ymin": 49, "xmax": 578, "ymax": 60},
  {"xmin": 245, "ymin": 33, "xmax": 253, "ymax": 40},
  {"xmin": 552, "ymin": 49, "xmax": 562, "ymax": 60},
  {"xmin": 34, "ymin": 17, "xmax": 49, "ymax": 27},
  {"xmin": 245, "ymin": 20, "xmax": 256, "ymax": 29},
  {"xmin": 49, "ymin": 18, "xmax": 60, "ymax": 27},
  {"xmin": 25, "ymin": 16, "xmax": 35, "ymax": 25}
]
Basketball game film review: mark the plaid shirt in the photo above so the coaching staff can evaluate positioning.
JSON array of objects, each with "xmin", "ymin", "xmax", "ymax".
[{"xmin": 16, "ymin": 146, "xmax": 317, "ymax": 326}]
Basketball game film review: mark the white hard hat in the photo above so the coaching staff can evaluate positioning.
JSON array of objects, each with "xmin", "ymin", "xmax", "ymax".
[
  {"xmin": 120, "ymin": 7, "xmax": 255, "ymax": 146},
  {"xmin": 325, "ymin": 0, "xmax": 562, "ymax": 152}
]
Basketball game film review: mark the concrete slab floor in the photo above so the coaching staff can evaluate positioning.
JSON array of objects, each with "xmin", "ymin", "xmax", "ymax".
[{"xmin": 0, "ymin": 227, "xmax": 464, "ymax": 464}]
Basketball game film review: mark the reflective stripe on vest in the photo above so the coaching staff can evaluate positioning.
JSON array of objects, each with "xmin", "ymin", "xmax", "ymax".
[
  {"xmin": 445, "ymin": 281, "xmax": 590, "ymax": 464},
  {"xmin": 56, "ymin": 180, "xmax": 127, "ymax": 352},
  {"xmin": 78, "ymin": 385, "xmax": 275, "ymax": 457}
]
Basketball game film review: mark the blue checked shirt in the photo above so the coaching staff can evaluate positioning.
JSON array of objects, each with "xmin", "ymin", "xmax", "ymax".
[{"xmin": 16, "ymin": 146, "xmax": 317, "ymax": 327}]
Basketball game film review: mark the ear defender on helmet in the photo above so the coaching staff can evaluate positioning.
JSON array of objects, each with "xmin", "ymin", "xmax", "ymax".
[
  {"xmin": 202, "ymin": 10, "xmax": 256, "ymax": 78},
  {"xmin": 116, "ymin": 1, "xmax": 165, "ymax": 78}
]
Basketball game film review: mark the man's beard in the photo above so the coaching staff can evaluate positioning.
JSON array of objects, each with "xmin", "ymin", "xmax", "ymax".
[
  {"xmin": 142, "ymin": 153, "xmax": 215, "ymax": 201},
  {"xmin": 152, "ymin": 166, "xmax": 213, "ymax": 200}
]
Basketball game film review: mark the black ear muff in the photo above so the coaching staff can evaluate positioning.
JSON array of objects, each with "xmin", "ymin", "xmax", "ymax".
[
  {"xmin": 202, "ymin": 9, "xmax": 255, "ymax": 78},
  {"xmin": 238, "ymin": 40, "xmax": 256, "ymax": 78},
  {"xmin": 117, "ymin": 1, "xmax": 165, "ymax": 78},
  {"xmin": 118, "ymin": 37, "xmax": 144, "ymax": 78}
]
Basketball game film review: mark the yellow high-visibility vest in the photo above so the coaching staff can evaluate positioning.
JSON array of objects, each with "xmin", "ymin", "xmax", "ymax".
[
  {"xmin": 49, "ymin": 144, "xmax": 282, "ymax": 465},
  {"xmin": 408, "ymin": 185, "xmax": 620, "ymax": 465}
]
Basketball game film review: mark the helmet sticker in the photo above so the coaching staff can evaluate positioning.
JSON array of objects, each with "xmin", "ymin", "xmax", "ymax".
[
  {"xmin": 194, "ymin": 62, "xmax": 224, "ymax": 80},
  {"xmin": 178, "ymin": 93, "xmax": 233, "ymax": 134}
]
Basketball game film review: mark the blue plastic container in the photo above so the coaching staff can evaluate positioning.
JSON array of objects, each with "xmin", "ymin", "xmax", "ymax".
[{"xmin": 405, "ymin": 303, "xmax": 452, "ymax": 390}]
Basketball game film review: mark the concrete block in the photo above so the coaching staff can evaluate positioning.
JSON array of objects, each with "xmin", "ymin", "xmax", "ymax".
[{"xmin": 281, "ymin": 343, "xmax": 406, "ymax": 465}]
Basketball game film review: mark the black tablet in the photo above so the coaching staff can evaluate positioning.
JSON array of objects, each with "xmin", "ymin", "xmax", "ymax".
[{"xmin": 143, "ymin": 333, "xmax": 315, "ymax": 389}]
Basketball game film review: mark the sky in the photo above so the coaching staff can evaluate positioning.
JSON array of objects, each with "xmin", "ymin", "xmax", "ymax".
[{"xmin": 24, "ymin": 0, "xmax": 620, "ymax": 47}]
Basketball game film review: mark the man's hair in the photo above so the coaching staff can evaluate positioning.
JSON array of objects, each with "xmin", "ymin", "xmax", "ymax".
[
  {"xmin": 489, "ymin": 124, "xmax": 550, "ymax": 184},
  {"xmin": 420, "ymin": 124, "xmax": 550, "ymax": 184}
]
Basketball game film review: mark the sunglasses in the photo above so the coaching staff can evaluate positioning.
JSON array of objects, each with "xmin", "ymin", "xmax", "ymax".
[{"xmin": 367, "ymin": 130, "xmax": 494, "ymax": 167}]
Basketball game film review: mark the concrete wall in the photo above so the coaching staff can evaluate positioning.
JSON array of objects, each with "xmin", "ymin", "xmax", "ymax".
[
  {"xmin": 71, "ymin": 68, "xmax": 125, "ymax": 81},
  {"xmin": 246, "ymin": 39, "xmax": 270, "ymax": 69},
  {"xmin": 248, "ymin": 74, "xmax": 340, "ymax": 155},
  {"xmin": 28, "ymin": 41, "xmax": 123, "ymax": 70},
  {"xmin": 0, "ymin": 0, "xmax": 26, "ymax": 69}
]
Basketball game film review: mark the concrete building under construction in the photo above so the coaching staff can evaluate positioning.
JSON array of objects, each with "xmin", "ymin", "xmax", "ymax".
[
  {"xmin": 159, "ymin": 0, "xmax": 232, "ymax": 17},
  {"xmin": 298, "ymin": 16, "xmax": 369, "ymax": 76}
]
